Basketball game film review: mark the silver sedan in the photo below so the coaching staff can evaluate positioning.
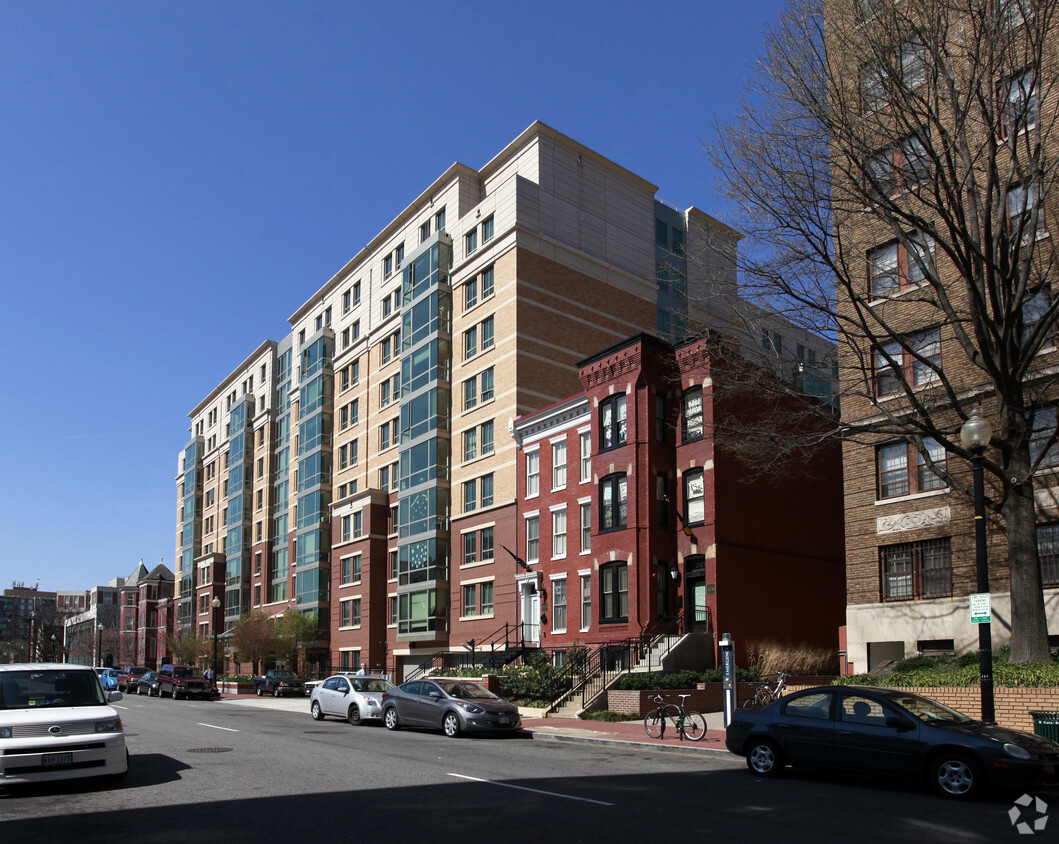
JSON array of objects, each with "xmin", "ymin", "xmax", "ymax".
[
  {"xmin": 310, "ymin": 674, "xmax": 394, "ymax": 725},
  {"xmin": 381, "ymin": 679, "xmax": 522, "ymax": 738}
]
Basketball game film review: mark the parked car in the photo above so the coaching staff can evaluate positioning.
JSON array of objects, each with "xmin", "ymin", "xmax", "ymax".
[
  {"xmin": 96, "ymin": 668, "xmax": 120, "ymax": 691},
  {"xmin": 381, "ymin": 679, "xmax": 522, "ymax": 738},
  {"xmin": 310, "ymin": 674, "xmax": 394, "ymax": 725},
  {"xmin": 726, "ymin": 685, "xmax": 1059, "ymax": 800},
  {"xmin": 136, "ymin": 671, "xmax": 161, "ymax": 697},
  {"xmin": 116, "ymin": 667, "xmax": 149, "ymax": 693},
  {"xmin": 253, "ymin": 670, "xmax": 306, "ymax": 697},
  {"xmin": 157, "ymin": 665, "xmax": 214, "ymax": 700},
  {"xmin": 0, "ymin": 663, "xmax": 128, "ymax": 786}
]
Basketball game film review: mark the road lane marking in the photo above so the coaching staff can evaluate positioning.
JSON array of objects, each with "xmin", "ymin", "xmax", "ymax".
[
  {"xmin": 198, "ymin": 722, "xmax": 239, "ymax": 732},
  {"xmin": 447, "ymin": 773, "xmax": 614, "ymax": 806}
]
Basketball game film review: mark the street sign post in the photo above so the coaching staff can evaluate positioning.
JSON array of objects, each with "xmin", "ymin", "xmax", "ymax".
[{"xmin": 970, "ymin": 592, "xmax": 991, "ymax": 625}]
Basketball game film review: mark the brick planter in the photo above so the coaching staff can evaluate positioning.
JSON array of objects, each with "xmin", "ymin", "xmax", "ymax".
[{"xmin": 607, "ymin": 677, "xmax": 838, "ymax": 715}]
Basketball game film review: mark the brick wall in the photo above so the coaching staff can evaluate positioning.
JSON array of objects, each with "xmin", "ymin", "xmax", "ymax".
[
  {"xmin": 607, "ymin": 683, "xmax": 1059, "ymax": 732},
  {"xmin": 788, "ymin": 684, "xmax": 1059, "ymax": 733}
]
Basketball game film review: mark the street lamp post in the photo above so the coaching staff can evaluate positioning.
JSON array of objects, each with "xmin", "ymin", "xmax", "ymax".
[
  {"xmin": 212, "ymin": 596, "xmax": 221, "ymax": 685},
  {"xmin": 960, "ymin": 408, "xmax": 995, "ymax": 725},
  {"xmin": 96, "ymin": 623, "xmax": 104, "ymax": 668}
]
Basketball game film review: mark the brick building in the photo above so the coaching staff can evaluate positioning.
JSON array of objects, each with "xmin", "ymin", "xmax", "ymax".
[
  {"xmin": 510, "ymin": 333, "xmax": 845, "ymax": 668},
  {"xmin": 824, "ymin": 2, "xmax": 1059, "ymax": 670},
  {"xmin": 117, "ymin": 560, "xmax": 174, "ymax": 670}
]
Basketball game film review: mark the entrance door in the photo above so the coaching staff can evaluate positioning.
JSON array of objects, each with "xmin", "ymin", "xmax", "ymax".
[
  {"xmin": 520, "ymin": 582, "xmax": 540, "ymax": 645},
  {"xmin": 688, "ymin": 577, "xmax": 709, "ymax": 632}
]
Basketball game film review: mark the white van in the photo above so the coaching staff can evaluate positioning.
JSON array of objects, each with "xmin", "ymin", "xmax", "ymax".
[{"xmin": 0, "ymin": 663, "xmax": 128, "ymax": 785}]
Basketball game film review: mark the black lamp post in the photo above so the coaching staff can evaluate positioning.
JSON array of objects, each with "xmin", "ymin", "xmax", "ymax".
[
  {"xmin": 960, "ymin": 408, "xmax": 995, "ymax": 724},
  {"xmin": 96, "ymin": 623, "xmax": 104, "ymax": 668},
  {"xmin": 212, "ymin": 596, "xmax": 221, "ymax": 684}
]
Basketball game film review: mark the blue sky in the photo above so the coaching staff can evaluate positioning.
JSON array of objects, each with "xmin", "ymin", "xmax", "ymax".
[{"xmin": 0, "ymin": 0, "xmax": 788, "ymax": 593}]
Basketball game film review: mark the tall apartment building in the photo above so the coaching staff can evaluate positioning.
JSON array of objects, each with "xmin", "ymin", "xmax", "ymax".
[
  {"xmin": 824, "ymin": 2, "xmax": 1059, "ymax": 670},
  {"xmin": 177, "ymin": 121, "xmax": 834, "ymax": 679}
]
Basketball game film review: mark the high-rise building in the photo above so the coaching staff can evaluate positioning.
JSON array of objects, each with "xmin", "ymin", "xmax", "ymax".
[{"xmin": 177, "ymin": 121, "xmax": 834, "ymax": 679}]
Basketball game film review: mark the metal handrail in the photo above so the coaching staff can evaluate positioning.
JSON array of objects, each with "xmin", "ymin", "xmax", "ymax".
[{"xmin": 403, "ymin": 622, "xmax": 529, "ymax": 682}]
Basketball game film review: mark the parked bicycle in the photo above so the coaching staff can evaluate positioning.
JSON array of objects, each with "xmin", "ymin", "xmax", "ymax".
[
  {"xmin": 741, "ymin": 671, "xmax": 790, "ymax": 709},
  {"xmin": 643, "ymin": 694, "xmax": 707, "ymax": 741}
]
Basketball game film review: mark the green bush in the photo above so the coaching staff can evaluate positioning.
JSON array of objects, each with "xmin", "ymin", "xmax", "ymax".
[
  {"xmin": 497, "ymin": 652, "xmax": 569, "ymax": 703},
  {"xmin": 581, "ymin": 710, "xmax": 643, "ymax": 722},
  {"xmin": 833, "ymin": 658, "xmax": 1059, "ymax": 688}
]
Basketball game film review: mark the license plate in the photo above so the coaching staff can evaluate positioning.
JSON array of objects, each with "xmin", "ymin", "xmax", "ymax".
[
  {"xmin": 42, "ymin": 753, "xmax": 72, "ymax": 768},
  {"xmin": 498, "ymin": 716, "xmax": 511, "ymax": 725}
]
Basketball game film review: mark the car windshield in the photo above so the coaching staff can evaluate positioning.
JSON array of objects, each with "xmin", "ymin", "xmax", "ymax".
[
  {"xmin": 352, "ymin": 678, "xmax": 394, "ymax": 693},
  {"xmin": 273, "ymin": 671, "xmax": 297, "ymax": 678},
  {"xmin": 0, "ymin": 670, "xmax": 107, "ymax": 709},
  {"xmin": 173, "ymin": 667, "xmax": 203, "ymax": 678},
  {"xmin": 880, "ymin": 690, "xmax": 973, "ymax": 724},
  {"xmin": 439, "ymin": 682, "xmax": 498, "ymax": 700}
]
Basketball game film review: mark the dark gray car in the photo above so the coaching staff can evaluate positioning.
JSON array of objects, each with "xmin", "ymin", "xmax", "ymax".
[
  {"xmin": 381, "ymin": 679, "xmax": 522, "ymax": 738},
  {"xmin": 135, "ymin": 671, "xmax": 160, "ymax": 696},
  {"xmin": 726, "ymin": 685, "xmax": 1059, "ymax": 800}
]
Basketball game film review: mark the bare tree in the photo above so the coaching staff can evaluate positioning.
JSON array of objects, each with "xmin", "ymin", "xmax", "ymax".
[
  {"xmin": 228, "ymin": 611, "xmax": 277, "ymax": 677},
  {"xmin": 709, "ymin": 0, "xmax": 1058, "ymax": 661},
  {"xmin": 166, "ymin": 629, "xmax": 207, "ymax": 666},
  {"xmin": 272, "ymin": 610, "xmax": 318, "ymax": 676}
]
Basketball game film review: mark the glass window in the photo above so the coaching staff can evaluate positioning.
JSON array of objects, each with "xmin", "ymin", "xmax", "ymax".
[
  {"xmin": 463, "ymin": 584, "xmax": 477, "ymax": 617},
  {"xmin": 482, "ymin": 216, "xmax": 494, "ymax": 242},
  {"xmin": 552, "ymin": 508, "xmax": 567, "ymax": 558},
  {"xmin": 1037, "ymin": 523, "xmax": 1059, "ymax": 587},
  {"xmin": 526, "ymin": 450, "xmax": 539, "ymax": 497},
  {"xmin": 480, "ymin": 581, "xmax": 493, "ymax": 615},
  {"xmin": 553, "ymin": 441, "xmax": 567, "ymax": 489},
  {"xmin": 601, "ymin": 562, "xmax": 628, "ymax": 622},
  {"xmin": 600, "ymin": 394, "xmax": 627, "ymax": 450},
  {"xmin": 552, "ymin": 578, "xmax": 567, "ymax": 631},
  {"xmin": 600, "ymin": 474, "xmax": 628, "ymax": 531},
  {"xmin": 481, "ymin": 316, "xmax": 494, "ymax": 350},
  {"xmin": 881, "ymin": 538, "xmax": 951, "ymax": 600},
  {"xmin": 580, "ymin": 431, "xmax": 591, "ymax": 482},
  {"xmin": 466, "ymin": 229, "xmax": 477, "ymax": 255},
  {"xmin": 580, "ymin": 502, "xmax": 591, "ymax": 553},
  {"xmin": 480, "ymin": 368, "xmax": 494, "ymax": 402},
  {"xmin": 683, "ymin": 389, "xmax": 703, "ymax": 441},
  {"xmin": 684, "ymin": 469, "xmax": 705, "ymax": 525},
  {"xmin": 527, "ymin": 516, "xmax": 540, "ymax": 562},
  {"xmin": 580, "ymin": 573, "xmax": 591, "ymax": 629},
  {"xmin": 481, "ymin": 420, "xmax": 494, "ymax": 455},
  {"xmin": 482, "ymin": 266, "xmax": 494, "ymax": 298},
  {"xmin": 463, "ymin": 532, "xmax": 477, "ymax": 565}
]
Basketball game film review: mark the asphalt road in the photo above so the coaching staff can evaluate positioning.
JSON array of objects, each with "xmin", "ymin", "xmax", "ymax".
[{"xmin": 0, "ymin": 694, "xmax": 1052, "ymax": 842}]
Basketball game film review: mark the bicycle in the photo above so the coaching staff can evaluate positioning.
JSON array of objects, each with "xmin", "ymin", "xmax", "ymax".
[
  {"xmin": 643, "ymin": 694, "xmax": 707, "ymax": 741},
  {"xmin": 741, "ymin": 671, "xmax": 790, "ymax": 709}
]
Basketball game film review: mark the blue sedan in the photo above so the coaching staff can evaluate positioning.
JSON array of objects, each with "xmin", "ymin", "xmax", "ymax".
[
  {"xmin": 95, "ymin": 668, "xmax": 120, "ymax": 691},
  {"xmin": 726, "ymin": 685, "xmax": 1059, "ymax": 800}
]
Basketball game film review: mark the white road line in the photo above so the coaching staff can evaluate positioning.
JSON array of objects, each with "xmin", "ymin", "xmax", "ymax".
[
  {"xmin": 198, "ymin": 722, "xmax": 239, "ymax": 732},
  {"xmin": 447, "ymin": 773, "xmax": 614, "ymax": 806}
]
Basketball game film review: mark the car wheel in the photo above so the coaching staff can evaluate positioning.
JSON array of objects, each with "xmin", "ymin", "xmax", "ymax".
[
  {"xmin": 348, "ymin": 704, "xmax": 361, "ymax": 726},
  {"xmin": 256, "ymin": 687, "xmax": 263, "ymax": 696},
  {"xmin": 443, "ymin": 712, "xmax": 461, "ymax": 738},
  {"xmin": 384, "ymin": 707, "xmax": 400, "ymax": 731},
  {"xmin": 311, "ymin": 701, "xmax": 324, "ymax": 721},
  {"xmin": 273, "ymin": 688, "xmax": 280, "ymax": 698},
  {"xmin": 929, "ymin": 753, "xmax": 982, "ymax": 800},
  {"xmin": 745, "ymin": 738, "xmax": 784, "ymax": 777}
]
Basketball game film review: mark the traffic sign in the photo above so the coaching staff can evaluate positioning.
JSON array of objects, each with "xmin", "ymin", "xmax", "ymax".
[{"xmin": 970, "ymin": 592, "xmax": 991, "ymax": 624}]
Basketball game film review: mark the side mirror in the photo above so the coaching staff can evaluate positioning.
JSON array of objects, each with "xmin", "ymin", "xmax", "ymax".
[
  {"xmin": 107, "ymin": 690, "xmax": 124, "ymax": 703},
  {"xmin": 429, "ymin": 691, "xmax": 442, "ymax": 699}
]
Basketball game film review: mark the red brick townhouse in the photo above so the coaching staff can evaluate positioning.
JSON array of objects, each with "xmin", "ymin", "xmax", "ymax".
[
  {"xmin": 117, "ymin": 560, "xmax": 175, "ymax": 670},
  {"xmin": 510, "ymin": 333, "xmax": 846, "ymax": 668}
]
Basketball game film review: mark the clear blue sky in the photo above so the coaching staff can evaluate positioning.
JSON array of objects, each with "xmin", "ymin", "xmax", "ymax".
[{"xmin": 0, "ymin": 0, "xmax": 789, "ymax": 593}]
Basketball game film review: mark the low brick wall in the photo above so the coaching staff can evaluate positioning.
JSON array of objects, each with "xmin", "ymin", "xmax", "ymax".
[
  {"xmin": 606, "ymin": 682, "xmax": 1059, "ymax": 731},
  {"xmin": 608, "ymin": 684, "xmax": 763, "ymax": 715},
  {"xmin": 789, "ymin": 684, "xmax": 1059, "ymax": 733}
]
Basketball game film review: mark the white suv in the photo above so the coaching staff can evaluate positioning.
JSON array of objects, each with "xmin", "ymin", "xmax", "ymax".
[{"xmin": 0, "ymin": 663, "xmax": 128, "ymax": 786}]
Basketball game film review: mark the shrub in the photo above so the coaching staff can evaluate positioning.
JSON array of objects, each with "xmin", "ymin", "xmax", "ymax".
[
  {"xmin": 581, "ymin": 710, "xmax": 643, "ymax": 722},
  {"xmin": 614, "ymin": 668, "xmax": 760, "ymax": 691},
  {"xmin": 833, "ymin": 660, "xmax": 1059, "ymax": 688},
  {"xmin": 746, "ymin": 640, "xmax": 838, "ymax": 675}
]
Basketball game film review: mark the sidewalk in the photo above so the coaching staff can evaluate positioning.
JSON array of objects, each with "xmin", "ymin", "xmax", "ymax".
[{"xmin": 217, "ymin": 692, "xmax": 731, "ymax": 757}]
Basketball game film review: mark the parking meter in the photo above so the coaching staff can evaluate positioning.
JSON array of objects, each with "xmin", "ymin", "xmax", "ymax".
[{"xmin": 720, "ymin": 633, "xmax": 735, "ymax": 729}]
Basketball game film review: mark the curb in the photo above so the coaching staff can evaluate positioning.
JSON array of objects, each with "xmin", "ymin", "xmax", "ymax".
[{"xmin": 525, "ymin": 729, "xmax": 731, "ymax": 757}]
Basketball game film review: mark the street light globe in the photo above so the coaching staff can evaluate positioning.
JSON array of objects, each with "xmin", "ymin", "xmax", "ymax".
[
  {"xmin": 212, "ymin": 597, "xmax": 221, "ymax": 609},
  {"xmin": 960, "ymin": 408, "xmax": 992, "ymax": 451}
]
